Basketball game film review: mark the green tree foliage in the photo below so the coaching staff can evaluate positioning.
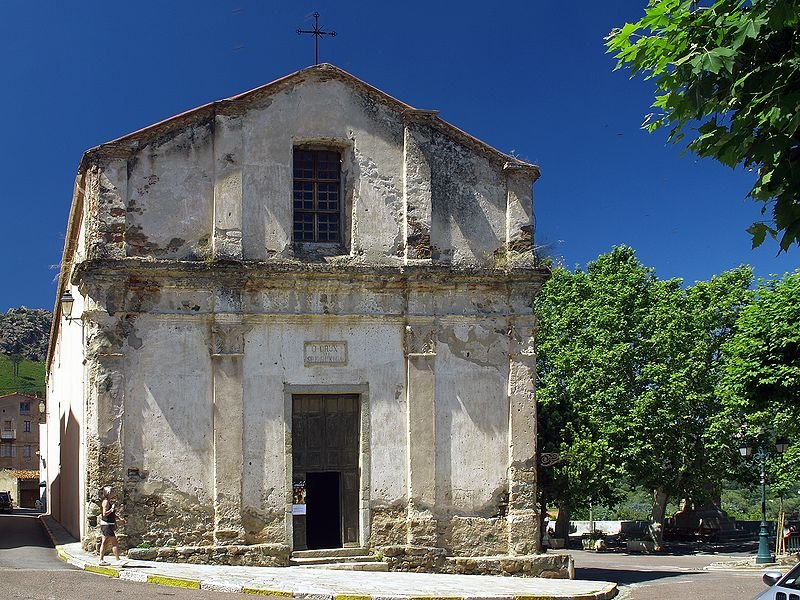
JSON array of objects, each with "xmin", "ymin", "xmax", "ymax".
[
  {"xmin": 607, "ymin": 0, "xmax": 800, "ymax": 250},
  {"xmin": 536, "ymin": 247, "xmax": 662, "ymax": 527},
  {"xmin": 536, "ymin": 246, "xmax": 753, "ymax": 542},
  {"xmin": 716, "ymin": 270, "xmax": 800, "ymax": 494},
  {"xmin": 625, "ymin": 266, "xmax": 752, "ymax": 539}
]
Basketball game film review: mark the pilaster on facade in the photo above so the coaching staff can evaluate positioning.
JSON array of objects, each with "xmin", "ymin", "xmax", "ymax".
[
  {"xmin": 213, "ymin": 115, "xmax": 244, "ymax": 261},
  {"xmin": 506, "ymin": 319, "xmax": 539, "ymax": 555},
  {"xmin": 210, "ymin": 317, "xmax": 250, "ymax": 544},
  {"xmin": 402, "ymin": 110, "xmax": 438, "ymax": 263},
  {"xmin": 404, "ymin": 321, "xmax": 438, "ymax": 546},
  {"xmin": 83, "ymin": 316, "xmax": 126, "ymax": 551}
]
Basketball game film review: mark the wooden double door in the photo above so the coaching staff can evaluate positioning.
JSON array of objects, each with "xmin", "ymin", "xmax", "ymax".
[{"xmin": 292, "ymin": 394, "xmax": 360, "ymax": 550}]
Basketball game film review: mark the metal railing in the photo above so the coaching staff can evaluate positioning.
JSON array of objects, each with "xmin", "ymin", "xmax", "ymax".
[{"xmin": 786, "ymin": 535, "xmax": 800, "ymax": 554}]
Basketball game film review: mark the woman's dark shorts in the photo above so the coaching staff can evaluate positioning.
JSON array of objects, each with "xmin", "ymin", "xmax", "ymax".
[{"xmin": 100, "ymin": 524, "xmax": 116, "ymax": 537}]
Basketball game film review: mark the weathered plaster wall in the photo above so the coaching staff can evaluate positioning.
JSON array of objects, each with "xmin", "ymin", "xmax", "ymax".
[
  {"xmin": 122, "ymin": 318, "xmax": 215, "ymax": 547},
  {"xmin": 72, "ymin": 272, "xmax": 535, "ymax": 556},
  {"xmin": 435, "ymin": 319, "xmax": 510, "ymax": 511},
  {"xmin": 242, "ymin": 79, "xmax": 405, "ymax": 260},
  {"xmin": 243, "ymin": 318, "xmax": 406, "ymax": 546},
  {"xmin": 423, "ymin": 129, "xmax": 507, "ymax": 265},
  {"xmin": 45, "ymin": 283, "xmax": 87, "ymax": 540},
  {"xmin": 126, "ymin": 126, "xmax": 214, "ymax": 260}
]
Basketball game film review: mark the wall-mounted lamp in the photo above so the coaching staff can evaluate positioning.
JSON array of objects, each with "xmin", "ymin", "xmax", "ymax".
[
  {"xmin": 38, "ymin": 399, "xmax": 46, "ymax": 414},
  {"xmin": 61, "ymin": 291, "xmax": 75, "ymax": 321}
]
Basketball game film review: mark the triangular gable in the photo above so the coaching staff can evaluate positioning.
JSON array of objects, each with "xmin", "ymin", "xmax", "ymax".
[{"xmin": 79, "ymin": 63, "xmax": 538, "ymax": 176}]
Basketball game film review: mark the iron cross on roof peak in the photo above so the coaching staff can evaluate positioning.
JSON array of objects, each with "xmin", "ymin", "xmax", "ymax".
[{"xmin": 297, "ymin": 12, "xmax": 337, "ymax": 66}]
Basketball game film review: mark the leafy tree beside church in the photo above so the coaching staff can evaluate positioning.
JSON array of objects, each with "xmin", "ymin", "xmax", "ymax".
[
  {"xmin": 536, "ymin": 247, "xmax": 753, "ymax": 544},
  {"xmin": 714, "ymin": 269, "xmax": 800, "ymax": 497},
  {"xmin": 607, "ymin": 0, "xmax": 800, "ymax": 250}
]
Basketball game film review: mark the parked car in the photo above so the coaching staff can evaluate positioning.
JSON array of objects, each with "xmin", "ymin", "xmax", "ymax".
[
  {"xmin": 0, "ymin": 491, "xmax": 12, "ymax": 512},
  {"xmin": 753, "ymin": 562, "xmax": 800, "ymax": 599}
]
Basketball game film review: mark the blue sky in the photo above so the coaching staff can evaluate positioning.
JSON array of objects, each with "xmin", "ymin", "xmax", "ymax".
[{"xmin": 1, "ymin": 0, "xmax": 797, "ymax": 312}]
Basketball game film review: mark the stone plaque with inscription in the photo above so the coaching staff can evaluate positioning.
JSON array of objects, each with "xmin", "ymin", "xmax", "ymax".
[{"xmin": 304, "ymin": 341, "xmax": 347, "ymax": 366}]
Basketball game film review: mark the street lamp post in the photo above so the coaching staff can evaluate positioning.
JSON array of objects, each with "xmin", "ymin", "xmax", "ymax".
[{"xmin": 740, "ymin": 439, "xmax": 788, "ymax": 564}]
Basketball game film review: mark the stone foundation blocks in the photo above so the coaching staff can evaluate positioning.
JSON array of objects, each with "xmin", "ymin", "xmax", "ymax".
[
  {"xmin": 444, "ymin": 554, "xmax": 572, "ymax": 578},
  {"xmin": 126, "ymin": 543, "xmax": 289, "ymax": 566}
]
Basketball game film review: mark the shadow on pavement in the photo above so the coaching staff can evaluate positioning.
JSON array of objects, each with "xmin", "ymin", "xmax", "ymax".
[
  {"xmin": 575, "ymin": 567, "xmax": 696, "ymax": 586},
  {"xmin": 661, "ymin": 540, "xmax": 759, "ymax": 555}
]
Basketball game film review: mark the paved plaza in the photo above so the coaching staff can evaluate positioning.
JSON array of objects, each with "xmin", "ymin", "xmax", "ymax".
[
  {"xmin": 54, "ymin": 540, "xmax": 617, "ymax": 599},
  {"xmin": 39, "ymin": 515, "xmax": 615, "ymax": 599}
]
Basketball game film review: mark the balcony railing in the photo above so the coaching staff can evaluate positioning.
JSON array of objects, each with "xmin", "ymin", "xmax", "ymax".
[{"xmin": 1, "ymin": 429, "xmax": 16, "ymax": 440}]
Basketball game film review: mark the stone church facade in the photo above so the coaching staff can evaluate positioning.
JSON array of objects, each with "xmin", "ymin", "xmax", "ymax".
[{"xmin": 45, "ymin": 64, "xmax": 551, "ymax": 570}]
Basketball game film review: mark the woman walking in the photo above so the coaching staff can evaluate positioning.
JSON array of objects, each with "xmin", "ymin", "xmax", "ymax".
[{"xmin": 99, "ymin": 486, "xmax": 126, "ymax": 565}]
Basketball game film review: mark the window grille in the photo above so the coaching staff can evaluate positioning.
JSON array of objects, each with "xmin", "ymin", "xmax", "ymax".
[{"xmin": 293, "ymin": 149, "xmax": 341, "ymax": 243}]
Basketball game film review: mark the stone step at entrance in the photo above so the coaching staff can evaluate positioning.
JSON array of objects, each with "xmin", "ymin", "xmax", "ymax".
[
  {"xmin": 292, "ymin": 547, "xmax": 371, "ymax": 559},
  {"xmin": 290, "ymin": 547, "xmax": 387, "ymax": 571},
  {"xmin": 294, "ymin": 560, "xmax": 389, "ymax": 572}
]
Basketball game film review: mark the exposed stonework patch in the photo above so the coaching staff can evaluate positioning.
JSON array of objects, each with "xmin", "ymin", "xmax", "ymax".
[
  {"xmin": 84, "ymin": 438, "xmax": 124, "ymax": 552},
  {"xmin": 444, "ymin": 553, "xmax": 572, "ymax": 578},
  {"xmin": 123, "ymin": 479, "xmax": 215, "ymax": 549},
  {"xmin": 127, "ymin": 543, "xmax": 289, "ymax": 566},
  {"xmin": 406, "ymin": 507, "xmax": 438, "ymax": 547},
  {"xmin": 124, "ymin": 278, "xmax": 162, "ymax": 313},
  {"xmin": 242, "ymin": 509, "xmax": 284, "ymax": 545},
  {"xmin": 406, "ymin": 215, "xmax": 432, "ymax": 259},
  {"xmin": 508, "ymin": 225, "xmax": 533, "ymax": 254},
  {"xmin": 382, "ymin": 545, "xmax": 446, "ymax": 573},
  {"xmin": 86, "ymin": 323, "xmax": 123, "ymax": 356},
  {"xmin": 437, "ymin": 516, "xmax": 507, "ymax": 556},
  {"xmin": 369, "ymin": 507, "xmax": 407, "ymax": 547},
  {"xmin": 115, "ymin": 314, "xmax": 142, "ymax": 350},
  {"xmin": 126, "ymin": 225, "xmax": 186, "ymax": 258}
]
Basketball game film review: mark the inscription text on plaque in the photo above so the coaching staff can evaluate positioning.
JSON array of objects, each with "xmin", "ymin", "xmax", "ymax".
[{"xmin": 304, "ymin": 341, "xmax": 347, "ymax": 366}]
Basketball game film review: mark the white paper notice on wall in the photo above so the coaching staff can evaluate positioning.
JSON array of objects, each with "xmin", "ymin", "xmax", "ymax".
[
  {"xmin": 304, "ymin": 341, "xmax": 347, "ymax": 366},
  {"xmin": 292, "ymin": 504, "xmax": 307, "ymax": 515}
]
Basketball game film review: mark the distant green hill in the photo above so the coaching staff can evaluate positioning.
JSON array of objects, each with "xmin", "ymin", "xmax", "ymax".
[{"xmin": 0, "ymin": 353, "xmax": 45, "ymax": 397}]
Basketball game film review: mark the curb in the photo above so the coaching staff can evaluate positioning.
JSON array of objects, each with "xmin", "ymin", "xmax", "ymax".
[
  {"xmin": 146, "ymin": 574, "xmax": 202, "ymax": 589},
  {"xmin": 37, "ymin": 516, "xmax": 617, "ymax": 600},
  {"xmin": 705, "ymin": 560, "xmax": 793, "ymax": 573},
  {"xmin": 85, "ymin": 564, "xmax": 120, "ymax": 577}
]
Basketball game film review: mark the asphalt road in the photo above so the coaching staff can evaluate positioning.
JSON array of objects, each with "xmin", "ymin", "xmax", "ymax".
[
  {"xmin": 569, "ymin": 549, "xmax": 773, "ymax": 600},
  {"xmin": 0, "ymin": 509, "xmax": 70, "ymax": 570},
  {"xmin": 0, "ymin": 509, "xmax": 252, "ymax": 599}
]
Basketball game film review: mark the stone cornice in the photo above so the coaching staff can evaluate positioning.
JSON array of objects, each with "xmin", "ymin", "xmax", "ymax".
[{"xmin": 72, "ymin": 258, "xmax": 551, "ymax": 289}]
